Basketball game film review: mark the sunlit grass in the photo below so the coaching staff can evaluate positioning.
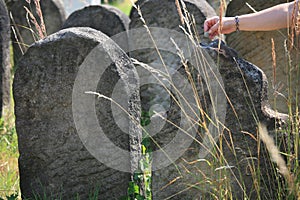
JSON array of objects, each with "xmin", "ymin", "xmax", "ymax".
[
  {"xmin": 0, "ymin": 117, "xmax": 20, "ymax": 199},
  {"xmin": 109, "ymin": 0, "xmax": 136, "ymax": 15}
]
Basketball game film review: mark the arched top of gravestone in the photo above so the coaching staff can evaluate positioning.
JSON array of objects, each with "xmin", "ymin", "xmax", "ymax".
[
  {"xmin": 62, "ymin": 5, "xmax": 130, "ymax": 37},
  {"xmin": 130, "ymin": 0, "xmax": 216, "ymax": 39}
]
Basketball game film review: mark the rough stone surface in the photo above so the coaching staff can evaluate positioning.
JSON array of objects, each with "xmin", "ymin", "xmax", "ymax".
[
  {"xmin": 129, "ymin": 0, "xmax": 217, "ymax": 111},
  {"xmin": 62, "ymin": 5, "xmax": 130, "ymax": 37},
  {"xmin": 8, "ymin": 0, "xmax": 66, "ymax": 65},
  {"xmin": 13, "ymin": 27, "xmax": 141, "ymax": 199},
  {"xmin": 0, "ymin": 0, "xmax": 11, "ymax": 115},
  {"xmin": 225, "ymin": 0, "xmax": 299, "ymax": 113},
  {"xmin": 130, "ymin": 0, "xmax": 216, "ymax": 57},
  {"xmin": 151, "ymin": 40, "xmax": 289, "ymax": 199}
]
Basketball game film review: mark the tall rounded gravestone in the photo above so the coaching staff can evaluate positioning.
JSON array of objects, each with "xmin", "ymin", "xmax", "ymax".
[
  {"xmin": 225, "ymin": 0, "xmax": 299, "ymax": 113},
  {"xmin": 13, "ymin": 27, "xmax": 141, "ymax": 199}
]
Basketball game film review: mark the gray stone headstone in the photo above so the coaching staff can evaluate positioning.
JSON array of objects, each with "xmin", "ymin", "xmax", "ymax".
[
  {"xmin": 8, "ymin": 0, "xmax": 66, "ymax": 65},
  {"xmin": 225, "ymin": 0, "xmax": 298, "ymax": 113},
  {"xmin": 13, "ymin": 27, "xmax": 141, "ymax": 199},
  {"xmin": 150, "ymin": 40, "xmax": 289, "ymax": 199},
  {"xmin": 0, "ymin": 0, "xmax": 11, "ymax": 115},
  {"xmin": 129, "ymin": 0, "xmax": 216, "ymax": 112},
  {"xmin": 130, "ymin": 0, "xmax": 216, "ymax": 50},
  {"xmin": 62, "ymin": 5, "xmax": 130, "ymax": 37}
]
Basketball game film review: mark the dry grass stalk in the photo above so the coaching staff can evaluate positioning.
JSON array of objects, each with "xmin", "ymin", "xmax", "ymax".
[
  {"xmin": 175, "ymin": 0, "xmax": 184, "ymax": 25},
  {"xmin": 218, "ymin": 0, "xmax": 224, "ymax": 35},
  {"xmin": 24, "ymin": 6, "xmax": 44, "ymax": 39},
  {"xmin": 24, "ymin": 0, "xmax": 47, "ymax": 40},
  {"xmin": 258, "ymin": 123, "xmax": 294, "ymax": 191},
  {"xmin": 221, "ymin": 0, "xmax": 227, "ymax": 12},
  {"xmin": 296, "ymin": 1, "xmax": 300, "ymax": 61},
  {"xmin": 33, "ymin": 0, "xmax": 46, "ymax": 36},
  {"xmin": 271, "ymin": 38, "xmax": 276, "ymax": 88},
  {"xmin": 297, "ymin": 1, "xmax": 300, "ymax": 35},
  {"xmin": 288, "ymin": 1, "xmax": 298, "ymax": 52},
  {"xmin": 10, "ymin": 12, "xmax": 26, "ymax": 55}
]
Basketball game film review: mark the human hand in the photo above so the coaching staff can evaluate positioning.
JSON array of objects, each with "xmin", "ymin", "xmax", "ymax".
[{"xmin": 204, "ymin": 16, "xmax": 236, "ymax": 39}]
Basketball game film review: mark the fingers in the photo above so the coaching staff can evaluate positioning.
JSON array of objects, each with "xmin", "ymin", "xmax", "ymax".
[
  {"xmin": 208, "ymin": 23, "xmax": 220, "ymax": 39},
  {"xmin": 204, "ymin": 16, "xmax": 220, "ymax": 39},
  {"xmin": 204, "ymin": 16, "xmax": 219, "ymax": 32}
]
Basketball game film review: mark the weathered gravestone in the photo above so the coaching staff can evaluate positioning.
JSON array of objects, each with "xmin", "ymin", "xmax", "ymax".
[
  {"xmin": 149, "ymin": 40, "xmax": 289, "ymax": 199},
  {"xmin": 129, "ymin": 0, "xmax": 216, "ymax": 112},
  {"xmin": 0, "ymin": 0, "xmax": 11, "ymax": 116},
  {"xmin": 8, "ymin": 0, "xmax": 66, "ymax": 65},
  {"xmin": 129, "ymin": 0, "xmax": 216, "ymax": 62},
  {"xmin": 13, "ymin": 27, "xmax": 142, "ymax": 199},
  {"xmin": 225, "ymin": 0, "xmax": 299, "ymax": 113},
  {"xmin": 62, "ymin": 5, "xmax": 130, "ymax": 37}
]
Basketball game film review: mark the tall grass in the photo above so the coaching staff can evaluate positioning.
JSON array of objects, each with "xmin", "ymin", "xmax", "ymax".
[
  {"xmin": 129, "ymin": 0, "xmax": 300, "ymax": 199},
  {"xmin": 0, "ymin": 103, "xmax": 19, "ymax": 199},
  {"xmin": 1, "ymin": 0, "xmax": 47, "ymax": 199}
]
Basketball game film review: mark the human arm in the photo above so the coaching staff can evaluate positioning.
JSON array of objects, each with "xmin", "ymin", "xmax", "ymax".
[{"xmin": 204, "ymin": 1, "xmax": 299, "ymax": 39}]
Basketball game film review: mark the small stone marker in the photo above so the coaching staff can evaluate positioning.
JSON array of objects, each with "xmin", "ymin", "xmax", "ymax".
[
  {"xmin": 14, "ymin": 27, "xmax": 141, "ymax": 199},
  {"xmin": 225, "ymin": 0, "xmax": 298, "ymax": 112},
  {"xmin": 0, "ymin": 0, "xmax": 11, "ymax": 115},
  {"xmin": 8, "ymin": 0, "xmax": 66, "ymax": 65}
]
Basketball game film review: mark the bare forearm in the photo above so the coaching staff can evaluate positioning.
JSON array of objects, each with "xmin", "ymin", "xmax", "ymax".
[
  {"xmin": 204, "ymin": 1, "xmax": 299, "ymax": 39},
  {"xmin": 239, "ymin": 2, "xmax": 298, "ymax": 31}
]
